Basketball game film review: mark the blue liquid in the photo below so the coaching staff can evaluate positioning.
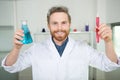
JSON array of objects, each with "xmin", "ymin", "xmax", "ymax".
[
  {"xmin": 21, "ymin": 24, "xmax": 33, "ymax": 44},
  {"xmin": 21, "ymin": 32, "xmax": 33, "ymax": 44}
]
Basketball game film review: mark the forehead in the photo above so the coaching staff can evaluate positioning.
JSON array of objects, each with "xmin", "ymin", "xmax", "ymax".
[{"xmin": 50, "ymin": 12, "xmax": 68, "ymax": 21}]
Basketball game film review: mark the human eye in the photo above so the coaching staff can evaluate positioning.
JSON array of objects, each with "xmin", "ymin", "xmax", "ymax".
[
  {"xmin": 62, "ymin": 21, "xmax": 68, "ymax": 26},
  {"xmin": 62, "ymin": 21, "xmax": 67, "ymax": 24},
  {"xmin": 52, "ymin": 22, "xmax": 57, "ymax": 25}
]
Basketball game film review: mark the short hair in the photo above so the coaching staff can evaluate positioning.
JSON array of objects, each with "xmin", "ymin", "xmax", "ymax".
[{"xmin": 47, "ymin": 6, "xmax": 71, "ymax": 24}]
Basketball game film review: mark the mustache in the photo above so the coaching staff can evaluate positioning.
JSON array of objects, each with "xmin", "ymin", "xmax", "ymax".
[{"xmin": 54, "ymin": 30, "xmax": 66, "ymax": 33}]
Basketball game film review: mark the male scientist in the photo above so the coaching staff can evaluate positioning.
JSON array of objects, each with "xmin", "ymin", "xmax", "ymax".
[{"xmin": 1, "ymin": 6, "xmax": 120, "ymax": 80}]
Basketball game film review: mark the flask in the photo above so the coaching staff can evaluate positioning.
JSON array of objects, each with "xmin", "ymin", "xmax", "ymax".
[{"xmin": 21, "ymin": 20, "xmax": 33, "ymax": 44}]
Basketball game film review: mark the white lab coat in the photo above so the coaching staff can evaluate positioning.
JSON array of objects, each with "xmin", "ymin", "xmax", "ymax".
[{"xmin": 1, "ymin": 37, "xmax": 120, "ymax": 80}]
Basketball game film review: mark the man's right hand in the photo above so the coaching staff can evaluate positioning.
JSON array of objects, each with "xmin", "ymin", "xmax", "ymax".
[{"xmin": 14, "ymin": 29, "xmax": 24, "ymax": 49}]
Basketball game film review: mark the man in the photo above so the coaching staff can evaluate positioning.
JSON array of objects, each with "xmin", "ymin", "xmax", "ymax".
[{"xmin": 1, "ymin": 6, "xmax": 120, "ymax": 80}]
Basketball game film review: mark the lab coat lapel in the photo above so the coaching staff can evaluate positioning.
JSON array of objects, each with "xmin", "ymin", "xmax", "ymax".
[
  {"xmin": 47, "ymin": 37, "xmax": 61, "ymax": 59},
  {"xmin": 61, "ymin": 37, "xmax": 75, "ymax": 59}
]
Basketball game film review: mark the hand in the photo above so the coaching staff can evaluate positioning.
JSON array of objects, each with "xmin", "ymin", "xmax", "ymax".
[
  {"xmin": 97, "ymin": 24, "xmax": 112, "ymax": 43},
  {"xmin": 13, "ymin": 29, "xmax": 24, "ymax": 49}
]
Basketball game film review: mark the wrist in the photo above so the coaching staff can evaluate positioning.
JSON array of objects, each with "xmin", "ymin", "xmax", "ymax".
[
  {"xmin": 14, "ymin": 44, "xmax": 23, "ymax": 50},
  {"xmin": 13, "ymin": 46, "xmax": 21, "ymax": 51},
  {"xmin": 105, "ymin": 40, "xmax": 112, "ymax": 44},
  {"xmin": 105, "ymin": 40, "xmax": 113, "ymax": 46},
  {"xmin": 104, "ymin": 36, "xmax": 112, "ymax": 43}
]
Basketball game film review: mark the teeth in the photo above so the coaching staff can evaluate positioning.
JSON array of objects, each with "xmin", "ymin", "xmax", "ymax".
[{"xmin": 57, "ymin": 32, "xmax": 63, "ymax": 35}]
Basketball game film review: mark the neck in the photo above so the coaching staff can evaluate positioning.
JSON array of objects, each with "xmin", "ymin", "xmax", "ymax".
[{"xmin": 53, "ymin": 37, "xmax": 68, "ymax": 46}]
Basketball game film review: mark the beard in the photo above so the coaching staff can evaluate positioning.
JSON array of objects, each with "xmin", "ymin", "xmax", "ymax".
[{"xmin": 50, "ymin": 30, "xmax": 69, "ymax": 42}]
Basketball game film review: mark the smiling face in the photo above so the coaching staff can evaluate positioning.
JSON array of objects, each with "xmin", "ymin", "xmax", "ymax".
[{"xmin": 48, "ymin": 12, "xmax": 71, "ymax": 44}]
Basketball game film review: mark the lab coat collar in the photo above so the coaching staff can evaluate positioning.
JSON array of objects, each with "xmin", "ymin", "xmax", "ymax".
[{"xmin": 47, "ymin": 37, "xmax": 75, "ymax": 60}]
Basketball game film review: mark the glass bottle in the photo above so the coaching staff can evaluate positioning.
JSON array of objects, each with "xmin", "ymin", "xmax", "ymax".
[{"xmin": 21, "ymin": 20, "xmax": 33, "ymax": 44}]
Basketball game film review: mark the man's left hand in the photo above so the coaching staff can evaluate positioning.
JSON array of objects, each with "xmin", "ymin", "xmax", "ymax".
[{"xmin": 97, "ymin": 24, "xmax": 112, "ymax": 43}]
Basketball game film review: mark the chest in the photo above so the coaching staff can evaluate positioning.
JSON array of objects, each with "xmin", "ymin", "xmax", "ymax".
[
  {"xmin": 31, "ymin": 45, "xmax": 89, "ymax": 80},
  {"xmin": 31, "ymin": 45, "xmax": 89, "ymax": 70}
]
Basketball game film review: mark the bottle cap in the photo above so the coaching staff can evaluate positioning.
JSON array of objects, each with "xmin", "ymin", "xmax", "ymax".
[{"xmin": 22, "ymin": 20, "xmax": 27, "ymax": 25}]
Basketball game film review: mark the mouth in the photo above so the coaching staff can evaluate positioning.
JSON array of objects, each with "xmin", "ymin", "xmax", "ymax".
[
  {"xmin": 52, "ymin": 30, "xmax": 68, "ymax": 41},
  {"xmin": 56, "ymin": 31, "xmax": 64, "ymax": 35},
  {"xmin": 55, "ymin": 31, "xmax": 67, "ymax": 37}
]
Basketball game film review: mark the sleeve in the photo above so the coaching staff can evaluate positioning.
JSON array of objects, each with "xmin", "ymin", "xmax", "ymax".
[
  {"xmin": 1, "ymin": 45, "xmax": 34, "ymax": 73},
  {"xmin": 88, "ymin": 45, "xmax": 120, "ymax": 72}
]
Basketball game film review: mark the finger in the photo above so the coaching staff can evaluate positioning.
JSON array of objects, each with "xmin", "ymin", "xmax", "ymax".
[
  {"xmin": 16, "ymin": 30, "xmax": 24, "ymax": 37},
  {"xmin": 15, "ymin": 30, "xmax": 24, "ymax": 39},
  {"xmin": 101, "ymin": 31, "xmax": 111, "ymax": 39},
  {"xmin": 98, "ymin": 25, "xmax": 107, "ymax": 35},
  {"xmin": 98, "ymin": 23, "xmax": 106, "ymax": 29},
  {"xmin": 100, "ymin": 28, "xmax": 112, "ymax": 37},
  {"xmin": 100, "ymin": 32, "xmax": 112, "ymax": 43},
  {"xmin": 14, "ymin": 34, "xmax": 23, "ymax": 41},
  {"xmin": 14, "ymin": 39, "xmax": 23, "ymax": 45},
  {"xmin": 95, "ymin": 24, "xmax": 105, "ymax": 32},
  {"xmin": 14, "ymin": 29, "xmax": 24, "ymax": 44},
  {"xmin": 98, "ymin": 25, "xmax": 111, "ymax": 36},
  {"xmin": 103, "ymin": 33, "xmax": 112, "ymax": 42},
  {"xmin": 100, "ymin": 29, "xmax": 112, "ymax": 38}
]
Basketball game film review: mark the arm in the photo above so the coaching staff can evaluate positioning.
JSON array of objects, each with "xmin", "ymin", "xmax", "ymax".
[
  {"xmin": 5, "ymin": 29, "xmax": 24, "ymax": 66},
  {"xmin": 105, "ymin": 41, "xmax": 117, "ymax": 63},
  {"xmin": 98, "ymin": 24, "xmax": 117, "ymax": 63}
]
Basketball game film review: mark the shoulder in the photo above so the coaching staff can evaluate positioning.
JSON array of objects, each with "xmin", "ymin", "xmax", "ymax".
[{"xmin": 69, "ymin": 37, "xmax": 88, "ymax": 46}]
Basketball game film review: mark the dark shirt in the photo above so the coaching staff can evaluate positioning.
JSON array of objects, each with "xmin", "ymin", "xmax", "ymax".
[{"xmin": 52, "ymin": 37, "xmax": 68, "ymax": 57}]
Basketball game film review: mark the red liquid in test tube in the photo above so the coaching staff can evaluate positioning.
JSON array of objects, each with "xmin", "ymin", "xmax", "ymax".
[{"xmin": 96, "ymin": 16, "xmax": 100, "ymax": 43}]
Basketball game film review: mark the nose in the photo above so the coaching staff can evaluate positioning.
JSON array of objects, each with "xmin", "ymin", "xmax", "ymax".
[{"xmin": 58, "ymin": 24, "xmax": 62, "ymax": 30}]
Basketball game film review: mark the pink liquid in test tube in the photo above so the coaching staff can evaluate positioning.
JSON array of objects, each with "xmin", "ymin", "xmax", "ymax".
[{"xmin": 96, "ymin": 16, "xmax": 100, "ymax": 43}]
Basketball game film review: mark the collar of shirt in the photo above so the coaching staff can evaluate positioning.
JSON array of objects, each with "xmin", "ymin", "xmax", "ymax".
[{"xmin": 52, "ymin": 37, "xmax": 69, "ymax": 57}]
